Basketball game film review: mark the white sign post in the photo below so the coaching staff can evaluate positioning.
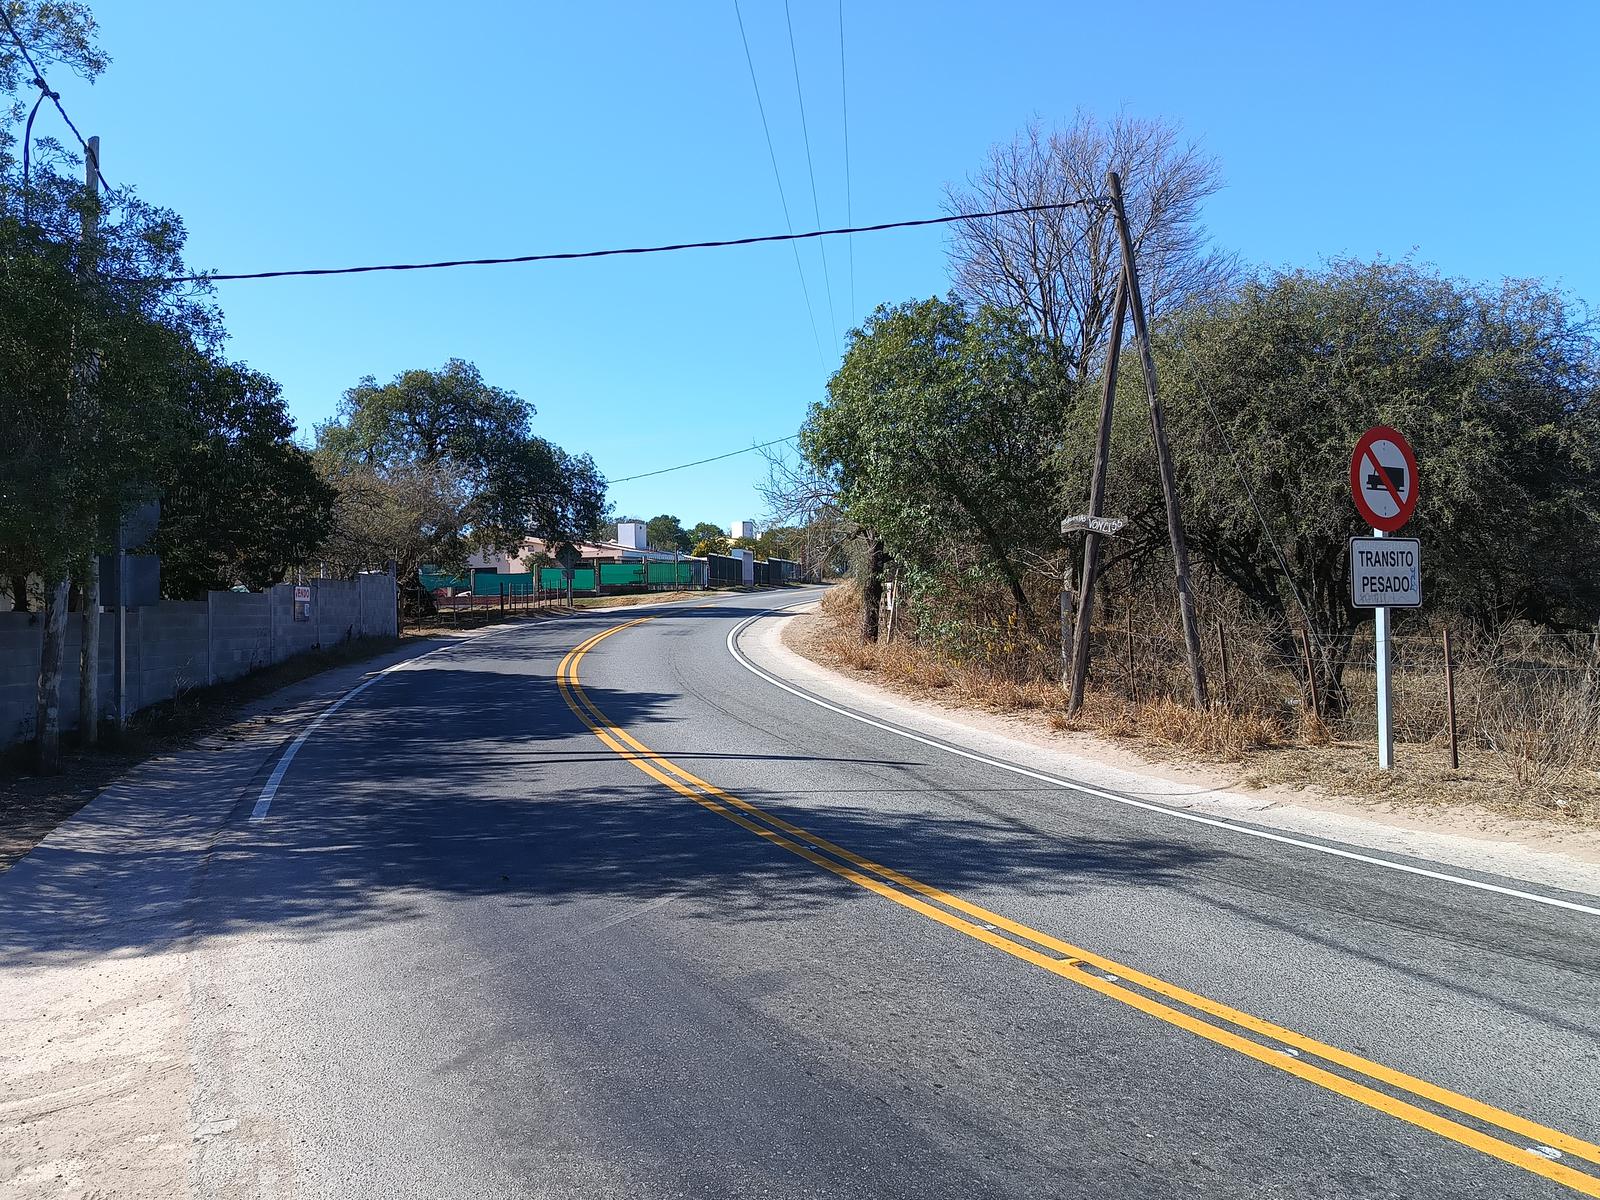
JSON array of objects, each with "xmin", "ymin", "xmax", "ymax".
[
  {"xmin": 1350, "ymin": 534, "xmax": 1420, "ymax": 769},
  {"xmin": 1348, "ymin": 426, "xmax": 1421, "ymax": 771}
]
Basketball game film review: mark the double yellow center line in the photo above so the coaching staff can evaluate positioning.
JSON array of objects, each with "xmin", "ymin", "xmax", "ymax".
[{"xmin": 556, "ymin": 615, "xmax": 1600, "ymax": 1195}]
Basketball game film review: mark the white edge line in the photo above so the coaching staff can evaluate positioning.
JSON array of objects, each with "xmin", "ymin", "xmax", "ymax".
[
  {"xmin": 726, "ymin": 608, "xmax": 1600, "ymax": 919},
  {"xmin": 249, "ymin": 628, "xmax": 507, "ymax": 821},
  {"xmin": 248, "ymin": 591, "xmax": 732, "ymax": 823}
]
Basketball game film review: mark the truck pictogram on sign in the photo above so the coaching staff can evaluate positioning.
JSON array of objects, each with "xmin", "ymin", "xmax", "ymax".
[{"xmin": 1349, "ymin": 425, "xmax": 1419, "ymax": 533}]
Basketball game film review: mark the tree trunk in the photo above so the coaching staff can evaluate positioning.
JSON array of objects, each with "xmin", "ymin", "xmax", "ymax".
[
  {"xmin": 398, "ymin": 570, "xmax": 436, "ymax": 619},
  {"xmin": 9, "ymin": 575, "xmax": 29, "ymax": 613},
  {"xmin": 79, "ymin": 559, "xmax": 100, "ymax": 746},
  {"xmin": 860, "ymin": 537, "xmax": 886, "ymax": 643},
  {"xmin": 35, "ymin": 577, "xmax": 71, "ymax": 772}
]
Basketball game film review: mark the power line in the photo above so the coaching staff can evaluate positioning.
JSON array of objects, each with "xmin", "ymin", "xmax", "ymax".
[
  {"xmin": 783, "ymin": 0, "xmax": 837, "ymax": 350},
  {"xmin": 609, "ymin": 435, "xmax": 798, "ymax": 484},
  {"xmin": 0, "ymin": 6, "xmax": 111, "ymax": 194},
  {"xmin": 733, "ymin": 0, "xmax": 824, "ymax": 366},
  {"xmin": 153, "ymin": 201, "xmax": 1104, "ymax": 284},
  {"xmin": 838, "ymin": 0, "xmax": 854, "ymax": 328}
]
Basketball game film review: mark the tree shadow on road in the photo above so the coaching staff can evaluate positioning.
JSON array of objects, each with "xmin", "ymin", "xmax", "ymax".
[{"xmin": 0, "ymin": 657, "xmax": 1220, "ymax": 965}]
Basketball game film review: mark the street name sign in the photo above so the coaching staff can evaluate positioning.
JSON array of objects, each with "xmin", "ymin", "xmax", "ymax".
[
  {"xmin": 1350, "ymin": 537, "xmax": 1421, "ymax": 608},
  {"xmin": 1060, "ymin": 515, "xmax": 1126, "ymax": 537},
  {"xmin": 1349, "ymin": 425, "xmax": 1420, "ymax": 532}
]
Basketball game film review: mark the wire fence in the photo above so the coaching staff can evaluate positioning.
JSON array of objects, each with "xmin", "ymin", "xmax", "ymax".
[{"xmin": 887, "ymin": 577, "xmax": 1600, "ymax": 799}]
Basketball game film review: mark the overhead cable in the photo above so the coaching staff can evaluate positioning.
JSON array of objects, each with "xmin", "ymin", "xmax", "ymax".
[
  {"xmin": 155, "ymin": 200, "xmax": 1105, "ymax": 284},
  {"xmin": 783, "ymin": 0, "xmax": 838, "ymax": 348},
  {"xmin": 733, "ymin": 0, "xmax": 825, "ymax": 365},
  {"xmin": 0, "ymin": 7, "xmax": 111, "ymax": 193},
  {"xmin": 609, "ymin": 435, "xmax": 798, "ymax": 483}
]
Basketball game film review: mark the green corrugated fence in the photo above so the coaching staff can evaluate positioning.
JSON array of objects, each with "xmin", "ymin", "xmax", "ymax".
[
  {"xmin": 539, "ymin": 568, "xmax": 596, "ymax": 592},
  {"xmin": 595, "ymin": 561, "xmax": 695, "ymax": 587}
]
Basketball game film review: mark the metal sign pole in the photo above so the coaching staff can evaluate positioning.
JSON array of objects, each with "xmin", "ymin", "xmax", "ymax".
[
  {"xmin": 113, "ymin": 544, "xmax": 127, "ymax": 732},
  {"xmin": 1373, "ymin": 527, "xmax": 1393, "ymax": 769}
]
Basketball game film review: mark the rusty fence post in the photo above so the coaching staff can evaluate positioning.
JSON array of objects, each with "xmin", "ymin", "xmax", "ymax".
[
  {"xmin": 1300, "ymin": 627, "xmax": 1320, "ymax": 719},
  {"xmin": 1126, "ymin": 610, "xmax": 1139, "ymax": 704},
  {"xmin": 1443, "ymin": 627, "xmax": 1459, "ymax": 770},
  {"xmin": 1217, "ymin": 622, "xmax": 1232, "ymax": 708}
]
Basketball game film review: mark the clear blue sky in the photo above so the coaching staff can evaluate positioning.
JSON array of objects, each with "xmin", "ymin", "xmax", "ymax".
[{"xmin": 67, "ymin": 2, "xmax": 1599, "ymax": 530}]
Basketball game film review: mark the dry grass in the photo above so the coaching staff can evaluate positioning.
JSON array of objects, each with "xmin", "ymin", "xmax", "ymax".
[{"xmin": 799, "ymin": 582, "xmax": 1600, "ymax": 825}]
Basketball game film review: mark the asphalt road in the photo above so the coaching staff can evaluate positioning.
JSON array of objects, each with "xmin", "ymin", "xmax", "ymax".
[{"xmin": 168, "ymin": 589, "xmax": 1600, "ymax": 1197}]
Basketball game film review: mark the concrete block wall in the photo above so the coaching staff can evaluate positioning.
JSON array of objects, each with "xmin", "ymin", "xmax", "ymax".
[
  {"xmin": 208, "ymin": 590, "xmax": 271, "ymax": 683},
  {"xmin": 0, "ymin": 572, "xmax": 398, "ymax": 750},
  {"xmin": 357, "ymin": 572, "xmax": 399, "ymax": 640},
  {"xmin": 137, "ymin": 601, "xmax": 208, "ymax": 711}
]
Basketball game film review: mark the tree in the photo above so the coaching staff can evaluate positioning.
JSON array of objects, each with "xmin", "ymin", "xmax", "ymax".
[
  {"xmin": 1147, "ymin": 259, "xmax": 1600, "ymax": 703},
  {"xmin": 687, "ymin": 521, "xmax": 726, "ymax": 548},
  {"xmin": 645, "ymin": 513, "xmax": 693, "ymax": 553},
  {"xmin": 758, "ymin": 440, "xmax": 855, "ymax": 581},
  {"xmin": 317, "ymin": 460, "xmax": 470, "ymax": 594},
  {"xmin": 691, "ymin": 533, "xmax": 730, "ymax": 557},
  {"xmin": 585, "ymin": 508, "xmax": 621, "ymax": 543},
  {"xmin": 945, "ymin": 111, "xmax": 1235, "ymax": 385},
  {"xmin": 2, "ymin": 2, "xmax": 220, "ymax": 766},
  {"xmin": 154, "ymin": 356, "xmax": 334, "ymax": 595},
  {"xmin": 802, "ymin": 296, "xmax": 1067, "ymax": 642},
  {"xmin": 316, "ymin": 360, "xmax": 606, "ymax": 612}
]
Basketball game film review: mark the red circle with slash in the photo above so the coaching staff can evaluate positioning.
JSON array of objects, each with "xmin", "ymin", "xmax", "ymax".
[{"xmin": 1349, "ymin": 425, "xmax": 1420, "ymax": 533}]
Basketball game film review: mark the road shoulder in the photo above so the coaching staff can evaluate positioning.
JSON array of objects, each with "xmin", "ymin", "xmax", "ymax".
[
  {"xmin": 739, "ymin": 603, "xmax": 1600, "ymax": 903},
  {"xmin": 0, "ymin": 625, "xmax": 518, "ymax": 1200}
]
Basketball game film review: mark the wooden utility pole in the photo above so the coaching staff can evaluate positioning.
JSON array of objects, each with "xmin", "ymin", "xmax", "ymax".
[
  {"xmin": 1105, "ymin": 170, "xmax": 1208, "ymax": 707},
  {"xmin": 77, "ymin": 136, "xmax": 102, "ymax": 743},
  {"xmin": 1066, "ymin": 273, "xmax": 1128, "ymax": 713}
]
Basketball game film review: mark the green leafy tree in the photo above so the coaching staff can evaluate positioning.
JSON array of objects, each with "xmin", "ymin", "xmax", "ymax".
[
  {"xmin": 803, "ymin": 296, "xmax": 1067, "ymax": 641},
  {"xmin": 645, "ymin": 513, "xmax": 692, "ymax": 552},
  {"xmin": 692, "ymin": 533, "xmax": 730, "ymax": 557},
  {"xmin": 1127, "ymin": 259, "xmax": 1600, "ymax": 703},
  {"xmin": 154, "ymin": 357, "xmax": 334, "ymax": 595},
  {"xmin": 316, "ymin": 360, "xmax": 606, "ymax": 612},
  {"xmin": 2, "ymin": 1, "xmax": 222, "ymax": 765},
  {"xmin": 687, "ymin": 521, "xmax": 725, "ymax": 548}
]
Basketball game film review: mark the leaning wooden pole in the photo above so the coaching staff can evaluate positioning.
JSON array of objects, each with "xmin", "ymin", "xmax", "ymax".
[
  {"xmin": 1066, "ymin": 272, "xmax": 1128, "ymax": 713},
  {"xmin": 1105, "ymin": 170, "xmax": 1208, "ymax": 708}
]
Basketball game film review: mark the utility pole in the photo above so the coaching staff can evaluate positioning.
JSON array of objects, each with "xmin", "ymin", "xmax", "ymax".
[
  {"xmin": 1105, "ymin": 170, "xmax": 1208, "ymax": 707},
  {"xmin": 77, "ymin": 136, "xmax": 102, "ymax": 743},
  {"xmin": 1066, "ymin": 271, "xmax": 1128, "ymax": 713}
]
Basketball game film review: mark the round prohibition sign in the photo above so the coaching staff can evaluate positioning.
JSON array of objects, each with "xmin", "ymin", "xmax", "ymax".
[{"xmin": 1349, "ymin": 425, "xmax": 1419, "ymax": 533}]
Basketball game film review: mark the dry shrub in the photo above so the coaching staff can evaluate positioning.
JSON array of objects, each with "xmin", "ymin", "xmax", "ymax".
[
  {"xmin": 805, "ymin": 579, "xmax": 1600, "ymax": 819},
  {"xmin": 1135, "ymin": 697, "xmax": 1284, "ymax": 761}
]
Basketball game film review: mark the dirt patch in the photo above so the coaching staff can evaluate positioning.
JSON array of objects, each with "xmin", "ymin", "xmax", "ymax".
[{"xmin": 783, "ymin": 597, "xmax": 1600, "ymax": 836}]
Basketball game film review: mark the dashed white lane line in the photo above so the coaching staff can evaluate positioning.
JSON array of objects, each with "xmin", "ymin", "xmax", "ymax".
[{"xmin": 726, "ymin": 609, "xmax": 1600, "ymax": 919}]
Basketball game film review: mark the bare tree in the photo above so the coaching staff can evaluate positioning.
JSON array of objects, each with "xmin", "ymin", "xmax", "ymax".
[
  {"xmin": 946, "ymin": 111, "xmax": 1236, "ymax": 382},
  {"xmin": 757, "ymin": 442, "xmax": 855, "ymax": 581}
]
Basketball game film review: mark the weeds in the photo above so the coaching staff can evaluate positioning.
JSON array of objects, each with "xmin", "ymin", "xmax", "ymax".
[{"xmin": 803, "ymin": 581, "xmax": 1600, "ymax": 821}]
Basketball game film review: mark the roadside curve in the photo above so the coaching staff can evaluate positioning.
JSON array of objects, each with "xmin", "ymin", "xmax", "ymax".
[
  {"xmin": 558, "ymin": 610, "xmax": 1600, "ymax": 1197},
  {"xmin": 729, "ymin": 602, "xmax": 1600, "ymax": 916}
]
